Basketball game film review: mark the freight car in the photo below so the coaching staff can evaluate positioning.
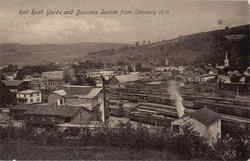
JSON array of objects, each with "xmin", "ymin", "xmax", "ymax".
[
  {"xmin": 128, "ymin": 103, "xmax": 178, "ymax": 127},
  {"xmin": 128, "ymin": 111, "xmax": 173, "ymax": 127},
  {"xmin": 112, "ymin": 88, "xmax": 250, "ymax": 106},
  {"xmin": 194, "ymin": 100, "xmax": 250, "ymax": 119}
]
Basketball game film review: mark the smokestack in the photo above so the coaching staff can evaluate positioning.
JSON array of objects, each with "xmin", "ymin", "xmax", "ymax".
[{"xmin": 168, "ymin": 80, "xmax": 185, "ymax": 118}]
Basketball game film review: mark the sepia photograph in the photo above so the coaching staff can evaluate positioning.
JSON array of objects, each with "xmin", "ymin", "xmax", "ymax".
[{"xmin": 0, "ymin": 0, "xmax": 249, "ymax": 160}]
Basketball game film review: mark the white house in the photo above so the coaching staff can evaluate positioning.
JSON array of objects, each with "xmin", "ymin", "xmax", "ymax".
[
  {"xmin": 171, "ymin": 107, "xmax": 221, "ymax": 145},
  {"xmin": 200, "ymin": 74, "xmax": 217, "ymax": 82},
  {"xmin": 16, "ymin": 89, "xmax": 42, "ymax": 104}
]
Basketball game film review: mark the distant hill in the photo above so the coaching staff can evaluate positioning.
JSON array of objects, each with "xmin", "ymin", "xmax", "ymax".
[
  {"xmin": 0, "ymin": 42, "xmax": 129, "ymax": 66},
  {"xmin": 86, "ymin": 24, "xmax": 249, "ymax": 71}
]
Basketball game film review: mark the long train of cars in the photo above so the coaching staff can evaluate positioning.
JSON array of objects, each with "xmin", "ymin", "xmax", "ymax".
[
  {"xmin": 128, "ymin": 103, "xmax": 178, "ymax": 127},
  {"xmin": 110, "ymin": 88, "xmax": 250, "ymax": 106},
  {"xmin": 108, "ymin": 88, "xmax": 250, "ymax": 128}
]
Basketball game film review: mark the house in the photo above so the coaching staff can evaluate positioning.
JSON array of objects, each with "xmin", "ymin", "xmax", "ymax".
[
  {"xmin": 154, "ymin": 66, "xmax": 170, "ymax": 72},
  {"xmin": 48, "ymin": 90, "xmax": 66, "ymax": 106},
  {"xmin": 41, "ymin": 71, "xmax": 65, "ymax": 90},
  {"xmin": 48, "ymin": 85, "xmax": 105, "ymax": 122},
  {"xmin": 1, "ymin": 80, "xmax": 28, "ymax": 93},
  {"xmin": 16, "ymin": 89, "xmax": 42, "ymax": 104},
  {"xmin": 9, "ymin": 104, "xmax": 100, "ymax": 127},
  {"xmin": 13, "ymin": 104, "xmax": 99, "ymax": 127},
  {"xmin": 217, "ymin": 75, "xmax": 231, "ymax": 84},
  {"xmin": 171, "ymin": 107, "xmax": 221, "ymax": 145},
  {"xmin": 23, "ymin": 73, "xmax": 42, "ymax": 90},
  {"xmin": 177, "ymin": 66, "xmax": 186, "ymax": 73},
  {"xmin": 106, "ymin": 76, "xmax": 125, "ymax": 88},
  {"xmin": 85, "ymin": 68, "xmax": 117, "ymax": 79},
  {"xmin": 200, "ymin": 74, "xmax": 217, "ymax": 82}
]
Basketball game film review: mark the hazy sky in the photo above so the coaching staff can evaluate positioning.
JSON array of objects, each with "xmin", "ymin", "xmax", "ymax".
[{"xmin": 0, "ymin": 0, "xmax": 249, "ymax": 44}]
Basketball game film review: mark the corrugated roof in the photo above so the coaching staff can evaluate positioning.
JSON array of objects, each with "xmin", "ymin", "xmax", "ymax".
[
  {"xmin": 59, "ymin": 85, "xmax": 102, "ymax": 99},
  {"xmin": 24, "ymin": 104, "xmax": 81, "ymax": 118},
  {"xmin": 190, "ymin": 107, "xmax": 221, "ymax": 127}
]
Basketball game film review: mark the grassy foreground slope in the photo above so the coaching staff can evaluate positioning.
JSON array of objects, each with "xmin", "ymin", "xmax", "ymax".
[{"xmin": 1, "ymin": 143, "xmax": 182, "ymax": 160}]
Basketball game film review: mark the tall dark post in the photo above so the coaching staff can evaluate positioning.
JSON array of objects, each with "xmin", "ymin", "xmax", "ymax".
[{"xmin": 101, "ymin": 75, "xmax": 109, "ymax": 123}]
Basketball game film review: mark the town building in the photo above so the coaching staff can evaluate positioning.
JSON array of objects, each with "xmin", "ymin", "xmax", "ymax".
[
  {"xmin": 16, "ymin": 89, "xmax": 42, "ymax": 104},
  {"xmin": 171, "ymin": 107, "xmax": 221, "ymax": 144},
  {"xmin": 41, "ymin": 71, "xmax": 65, "ymax": 90},
  {"xmin": 49, "ymin": 85, "xmax": 105, "ymax": 122},
  {"xmin": 200, "ymin": 74, "xmax": 217, "ymax": 82},
  {"xmin": 23, "ymin": 104, "xmax": 99, "ymax": 127},
  {"xmin": 154, "ymin": 66, "xmax": 170, "ymax": 72},
  {"xmin": 105, "ymin": 76, "xmax": 125, "ymax": 88},
  {"xmin": 23, "ymin": 73, "xmax": 42, "ymax": 90},
  {"xmin": 85, "ymin": 68, "xmax": 117, "ymax": 79}
]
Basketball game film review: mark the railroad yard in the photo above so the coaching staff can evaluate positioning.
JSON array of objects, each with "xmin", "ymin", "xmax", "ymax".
[{"xmin": 107, "ymin": 86, "xmax": 250, "ymax": 134}]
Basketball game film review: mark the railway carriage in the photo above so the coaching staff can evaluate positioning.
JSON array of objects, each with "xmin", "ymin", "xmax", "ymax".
[{"xmin": 194, "ymin": 100, "xmax": 250, "ymax": 119}]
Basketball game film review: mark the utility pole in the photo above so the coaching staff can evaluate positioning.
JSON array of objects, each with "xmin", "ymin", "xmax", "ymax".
[{"xmin": 101, "ymin": 76, "xmax": 109, "ymax": 124}]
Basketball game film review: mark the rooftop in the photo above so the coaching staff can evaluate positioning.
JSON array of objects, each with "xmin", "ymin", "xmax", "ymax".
[
  {"xmin": 116, "ymin": 74, "xmax": 142, "ymax": 83},
  {"xmin": 42, "ymin": 71, "xmax": 64, "ymax": 80},
  {"xmin": 57, "ymin": 85, "xmax": 102, "ymax": 99},
  {"xmin": 189, "ymin": 107, "xmax": 221, "ymax": 127},
  {"xmin": 18, "ymin": 89, "xmax": 40, "ymax": 94},
  {"xmin": 23, "ymin": 104, "xmax": 81, "ymax": 118}
]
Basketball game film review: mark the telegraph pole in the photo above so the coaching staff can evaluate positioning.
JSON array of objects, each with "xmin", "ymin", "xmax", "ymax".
[{"xmin": 101, "ymin": 75, "xmax": 109, "ymax": 124}]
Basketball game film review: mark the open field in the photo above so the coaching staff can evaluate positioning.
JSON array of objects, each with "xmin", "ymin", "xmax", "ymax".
[{"xmin": 0, "ymin": 142, "xmax": 182, "ymax": 160}]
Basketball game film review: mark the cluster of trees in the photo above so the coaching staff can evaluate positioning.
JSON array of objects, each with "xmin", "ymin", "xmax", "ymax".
[
  {"xmin": 0, "ymin": 122, "xmax": 249, "ymax": 160},
  {"xmin": 73, "ymin": 61, "xmax": 105, "ymax": 71},
  {"xmin": 0, "ymin": 83, "xmax": 16, "ymax": 105},
  {"xmin": 16, "ymin": 63, "xmax": 61, "ymax": 80},
  {"xmin": 0, "ymin": 63, "xmax": 62, "ymax": 80},
  {"xmin": 64, "ymin": 63, "xmax": 97, "ymax": 86},
  {"xmin": 0, "ymin": 64, "xmax": 18, "ymax": 73}
]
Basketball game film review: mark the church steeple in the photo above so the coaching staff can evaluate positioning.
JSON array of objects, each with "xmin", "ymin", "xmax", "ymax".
[{"xmin": 224, "ymin": 52, "xmax": 229, "ymax": 67}]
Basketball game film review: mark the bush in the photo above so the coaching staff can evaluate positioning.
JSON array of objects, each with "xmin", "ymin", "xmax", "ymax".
[{"xmin": 0, "ymin": 123, "xmax": 249, "ymax": 160}]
